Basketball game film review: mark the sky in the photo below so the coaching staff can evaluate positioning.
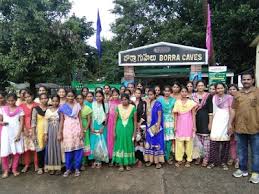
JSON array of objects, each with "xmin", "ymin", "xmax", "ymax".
[{"xmin": 70, "ymin": 0, "xmax": 116, "ymax": 47}]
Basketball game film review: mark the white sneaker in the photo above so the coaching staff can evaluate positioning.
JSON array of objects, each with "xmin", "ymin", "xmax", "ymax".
[
  {"xmin": 232, "ymin": 169, "xmax": 249, "ymax": 178},
  {"xmin": 249, "ymin": 173, "xmax": 259, "ymax": 184}
]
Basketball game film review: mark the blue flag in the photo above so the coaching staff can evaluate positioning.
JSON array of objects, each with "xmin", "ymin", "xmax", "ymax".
[{"xmin": 96, "ymin": 9, "xmax": 102, "ymax": 59}]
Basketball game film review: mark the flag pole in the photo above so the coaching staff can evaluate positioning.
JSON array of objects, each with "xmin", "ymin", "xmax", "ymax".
[{"xmin": 96, "ymin": 9, "xmax": 102, "ymax": 79}]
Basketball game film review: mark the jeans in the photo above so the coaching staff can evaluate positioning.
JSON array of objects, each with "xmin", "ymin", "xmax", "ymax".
[{"xmin": 237, "ymin": 133, "xmax": 259, "ymax": 173}]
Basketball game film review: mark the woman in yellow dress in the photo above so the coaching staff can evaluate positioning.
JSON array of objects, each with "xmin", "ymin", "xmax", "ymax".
[{"xmin": 31, "ymin": 93, "xmax": 48, "ymax": 175}]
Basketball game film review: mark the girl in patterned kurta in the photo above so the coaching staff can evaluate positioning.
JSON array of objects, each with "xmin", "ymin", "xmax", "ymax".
[
  {"xmin": 192, "ymin": 80, "xmax": 213, "ymax": 167},
  {"xmin": 107, "ymin": 89, "xmax": 120, "ymax": 162},
  {"xmin": 76, "ymin": 94, "xmax": 92, "ymax": 170},
  {"xmin": 144, "ymin": 89, "xmax": 164, "ymax": 169},
  {"xmin": 31, "ymin": 93, "xmax": 48, "ymax": 175},
  {"xmin": 0, "ymin": 93, "xmax": 24, "ymax": 178},
  {"xmin": 44, "ymin": 96, "xmax": 62, "ymax": 175},
  {"xmin": 59, "ymin": 91, "xmax": 84, "ymax": 177},
  {"xmin": 174, "ymin": 87, "xmax": 197, "ymax": 168},
  {"xmin": 20, "ymin": 90, "xmax": 38, "ymax": 173},
  {"xmin": 112, "ymin": 94, "xmax": 137, "ymax": 171},
  {"xmin": 158, "ymin": 86, "xmax": 176, "ymax": 164},
  {"xmin": 89, "ymin": 91, "xmax": 109, "ymax": 168},
  {"xmin": 208, "ymin": 83, "xmax": 233, "ymax": 171}
]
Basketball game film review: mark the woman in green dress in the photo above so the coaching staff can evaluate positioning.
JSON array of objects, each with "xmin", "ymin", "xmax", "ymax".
[
  {"xmin": 112, "ymin": 94, "xmax": 137, "ymax": 171},
  {"xmin": 76, "ymin": 94, "xmax": 92, "ymax": 170}
]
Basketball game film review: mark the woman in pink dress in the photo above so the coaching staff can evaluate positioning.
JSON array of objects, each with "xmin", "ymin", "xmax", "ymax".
[
  {"xmin": 59, "ymin": 90, "xmax": 84, "ymax": 177},
  {"xmin": 107, "ymin": 89, "xmax": 120, "ymax": 163},
  {"xmin": 173, "ymin": 86, "xmax": 197, "ymax": 168},
  {"xmin": 20, "ymin": 90, "xmax": 38, "ymax": 173}
]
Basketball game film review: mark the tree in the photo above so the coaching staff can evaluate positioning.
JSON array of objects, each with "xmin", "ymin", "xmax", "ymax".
[
  {"xmin": 0, "ymin": 0, "xmax": 94, "ymax": 89},
  {"xmin": 111, "ymin": 0, "xmax": 259, "ymax": 73}
]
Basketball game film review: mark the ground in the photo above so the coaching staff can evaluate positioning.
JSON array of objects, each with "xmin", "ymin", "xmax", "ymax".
[{"xmin": 0, "ymin": 164, "xmax": 257, "ymax": 194}]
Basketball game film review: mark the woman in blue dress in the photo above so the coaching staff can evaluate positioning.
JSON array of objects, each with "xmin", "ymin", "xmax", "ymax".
[{"xmin": 144, "ymin": 89, "xmax": 164, "ymax": 169}]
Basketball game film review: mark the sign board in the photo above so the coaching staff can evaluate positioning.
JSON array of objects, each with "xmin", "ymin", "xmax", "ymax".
[
  {"xmin": 119, "ymin": 42, "xmax": 208, "ymax": 66},
  {"xmin": 208, "ymin": 66, "xmax": 227, "ymax": 85}
]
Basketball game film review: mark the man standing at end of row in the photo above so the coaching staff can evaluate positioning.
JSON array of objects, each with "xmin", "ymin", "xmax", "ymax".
[{"xmin": 231, "ymin": 72, "xmax": 259, "ymax": 184}]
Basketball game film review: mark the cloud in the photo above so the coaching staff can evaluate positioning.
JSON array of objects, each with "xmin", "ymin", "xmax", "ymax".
[{"xmin": 70, "ymin": 0, "xmax": 115, "ymax": 47}]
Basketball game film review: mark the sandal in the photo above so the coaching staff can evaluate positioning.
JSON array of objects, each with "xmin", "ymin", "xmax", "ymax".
[
  {"xmin": 2, "ymin": 172, "xmax": 8, "ymax": 179},
  {"xmin": 37, "ymin": 168, "xmax": 43, "ymax": 175},
  {"xmin": 185, "ymin": 162, "xmax": 191, "ymax": 168},
  {"xmin": 80, "ymin": 166, "xmax": 86, "ymax": 171},
  {"xmin": 109, "ymin": 163, "xmax": 114, "ymax": 167},
  {"xmin": 201, "ymin": 160, "xmax": 208, "ymax": 167},
  {"xmin": 21, "ymin": 166, "xmax": 29, "ymax": 173},
  {"xmin": 227, "ymin": 159, "xmax": 234, "ymax": 166},
  {"xmin": 145, "ymin": 162, "xmax": 152, "ymax": 167},
  {"xmin": 91, "ymin": 162, "xmax": 96, "ymax": 169},
  {"xmin": 34, "ymin": 166, "xmax": 39, "ymax": 172},
  {"xmin": 155, "ymin": 163, "xmax": 162, "ymax": 169},
  {"xmin": 74, "ymin": 169, "xmax": 81, "ymax": 177},
  {"xmin": 118, "ymin": 166, "xmax": 124, "ymax": 172},
  {"xmin": 49, "ymin": 170, "xmax": 55, "ymax": 175},
  {"xmin": 234, "ymin": 161, "xmax": 239, "ymax": 169},
  {"xmin": 96, "ymin": 163, "xmax": 102, "ymax": 169},
  {"xmin": 207, "ymin": 163, "xmax": 215, "ymax": 169},
  {"xmin": 126, "ymin": 166, "xmax": 131, "ymax": 171},
  {"xmin": 195, "ymin": 158, "xmax": 201, "ymax": 165},
  {"xmin": 63, "ymin": 170, "xmax": 71, "ymax": 177},
  {"xmin": 167, "ymin": 159, "xmax": 173, "ymax": 165},
  {"xmin": 13, "ymin": 171, "xmax": 20, "ymax": 177},
  {"xmin": 222, "ymin": 163, "xmax": 229, "ymax": 171},
  {"xmin": 175, "ymin": 161, "xmax": 182, "ymax": 168}
]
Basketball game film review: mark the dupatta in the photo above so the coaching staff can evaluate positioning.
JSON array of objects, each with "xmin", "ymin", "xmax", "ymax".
[
  {"xmin": 59, "ymin": 103, "xmax": 81, "ymax": 118},
  {"xmin": 2, "ymin": 106, "xmax": 22, "ymax": 117},
  {"xmin": 214, "ymin": 94, "xmax": 233, "ymax": 109},
  {"xmin": 192, "ymin": 92, "xmax": 209, "ymax": 111},
  {"xmin": 146, "ymin": 100, "xmax": 163, "ymax": 137}
]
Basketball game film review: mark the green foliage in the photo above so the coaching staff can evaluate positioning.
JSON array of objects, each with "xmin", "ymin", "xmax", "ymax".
[
  {"xmin": 110, "ymin": 0, "xmax": 259, "ymax": 73},
  {"xmin": 0, "ymin": 0, "xmax": 94, "ymax": 88}
]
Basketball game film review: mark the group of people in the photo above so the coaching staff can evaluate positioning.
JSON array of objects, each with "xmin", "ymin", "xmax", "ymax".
[{"xmin": 0, "ymin": 72, "xmax": 258, "ymax": 184}]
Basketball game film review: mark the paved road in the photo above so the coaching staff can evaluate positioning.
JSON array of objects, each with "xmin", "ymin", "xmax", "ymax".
[{"xmin": 0, "ymin": 164, "xmax": 257, "ymax": 194}]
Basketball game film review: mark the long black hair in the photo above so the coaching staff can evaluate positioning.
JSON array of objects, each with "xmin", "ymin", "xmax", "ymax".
[{"xmin": 95, "ymin": 90, "xmax": 106, "ymax": 113}]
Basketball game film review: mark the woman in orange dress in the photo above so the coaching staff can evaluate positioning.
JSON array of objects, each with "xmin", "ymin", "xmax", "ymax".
[{"xmin": 20, "ymin": 90, "xmax": 38, "ymax": 173}]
